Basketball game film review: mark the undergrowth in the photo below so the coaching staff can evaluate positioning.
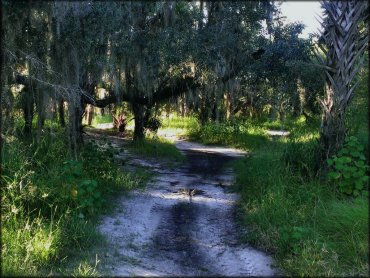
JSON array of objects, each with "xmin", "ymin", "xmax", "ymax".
[
  {"xmin": 161, "ymin": 114, "xmax": 198, "ymax": 130},
  {"xmin": 189, "ymin": 114, "xmax": 368, "ymax": 276},
  {"xmin": 1, "ymin": 129, "xmax": 147, "ymax": 276},
  {"xmin": 233, "ymin": 137, "xmax": 368, "ymax": 276},
  {"xmin": 126, "ymin": 135, "xmax": 185, "ymax": 163},
  {"xmin": 90, "ymin": 114, "xmax": 113, "ymax": 127},
  {"xmin": 187, "ymin": 119, "xmax": 268, "ymax": 151}
]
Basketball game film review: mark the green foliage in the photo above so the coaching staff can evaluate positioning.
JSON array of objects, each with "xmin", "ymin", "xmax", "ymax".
[
  {"xmin": 160, "ymin": 114, "xmax": 199, "ymax": 135},
  {"xmin": 1, "ymin": 131, "xmax": 147, "ymax": 276},
  {"xmin": 346, "ymin": 60, "xmax": 369, "ymax": 152},
  {"xmin": 188, "ymin": 119, "xmax": 267, "ymax": 151},
  {"xmin": 127, "ymin": 136, "xmax": 185, "ymax": 163},
  {"xmin": 76, "ymin": 179, "xmax": 102, "ymax": 215},
  {"xmin": 231, "ymin": 118, "xmax": 368, "ymax": 276},
  {"xmin": 327, "ymin": 136, "xmax": 369, "ymax": 196},
  {"xmin": 90, "ymin": 115, "xmax": 113, "ymax": 127}
]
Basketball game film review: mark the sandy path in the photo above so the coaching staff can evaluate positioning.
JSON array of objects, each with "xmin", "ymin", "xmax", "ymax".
[{"xmin": 97, "ymin": 137, "xmax": 278, "ymax": 276}]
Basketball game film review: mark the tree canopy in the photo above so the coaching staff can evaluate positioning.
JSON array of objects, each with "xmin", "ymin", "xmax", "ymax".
[{"xmin": 2, "ymin": 1, "xmax": 325, "ymax": 146}]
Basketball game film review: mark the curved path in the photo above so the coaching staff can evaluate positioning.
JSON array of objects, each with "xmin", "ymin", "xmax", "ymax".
[{"xmin": 97, "ymin": 138, "xmax": 278, "ymax": 276}]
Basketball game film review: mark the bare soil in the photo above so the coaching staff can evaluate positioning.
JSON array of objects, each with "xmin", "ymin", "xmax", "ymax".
[{"xmin": 92, "ymin": 133, "xmax": 278, "ymax": 276}]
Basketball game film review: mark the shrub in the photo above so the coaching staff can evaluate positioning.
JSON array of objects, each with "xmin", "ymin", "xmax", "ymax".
[{"xmin": 327, "ymin": 136, "xmax": 369, "ymax": 196}]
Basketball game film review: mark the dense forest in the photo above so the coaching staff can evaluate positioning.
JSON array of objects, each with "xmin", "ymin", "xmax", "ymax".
[{"xmin": 1, "ymin": 1, "xmax": 368, "ymax": 276}]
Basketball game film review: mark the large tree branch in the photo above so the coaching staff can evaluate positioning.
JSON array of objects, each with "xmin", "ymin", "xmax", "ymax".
[
  {"xmin": 15, "ymin": 72, "xmax": 199, "ymax": 108},
  {"xmin": 83, "ymin": 76, "xmax": 200, "ymax": 108}
]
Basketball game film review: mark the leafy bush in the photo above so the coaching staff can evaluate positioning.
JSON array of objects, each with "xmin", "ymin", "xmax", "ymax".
[{"xmin": 327, "ymin": 136, "xmax": 369, "ymax": 196}]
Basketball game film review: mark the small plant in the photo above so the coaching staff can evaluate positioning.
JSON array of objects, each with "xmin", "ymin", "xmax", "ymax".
[
  {"xmin": 278, "ymin": 225, "xmax": 311, "ymax": 254},
  {"xmin": 76, "ymin": 179, "xmax": 102, "ymax": 214},
  {"xmin": 327, "ymin": 136, "xmax": 369, "ymax": 196}
]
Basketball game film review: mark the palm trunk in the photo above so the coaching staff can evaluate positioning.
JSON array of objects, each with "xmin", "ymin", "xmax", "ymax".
[
  {"xmin": 320, "ymin": 98, "xmax": 347, "ymax": 160},
  {"xmin": 318, "ymin": 1, "xmax": 368, "ymax": 161}
]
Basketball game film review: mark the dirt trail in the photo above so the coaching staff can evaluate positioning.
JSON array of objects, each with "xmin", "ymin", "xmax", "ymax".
[{"xmin": 97, "ymin": 137, "xmax": 278, "ymax": 276}]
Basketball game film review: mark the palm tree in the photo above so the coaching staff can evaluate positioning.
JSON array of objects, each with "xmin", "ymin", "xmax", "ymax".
[{"xmin": 317, "ymin": 0, "xmax": 368, "ymax": 161}]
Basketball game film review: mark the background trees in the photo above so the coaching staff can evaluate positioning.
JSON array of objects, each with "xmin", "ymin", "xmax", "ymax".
[{"xmin": 2, "ymin": 0, "xmax": 366, "ymax": 155}]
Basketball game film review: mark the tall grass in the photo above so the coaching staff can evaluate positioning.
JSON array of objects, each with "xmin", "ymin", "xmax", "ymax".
[
  {"xmin": 187, "ymin": 119, "xmax": 268, "ymax": 151},
  {"xmin": 232, "ymin": 124, "xmax": 369, "ymax": 276},
  {"xmin": 188, "ymin": 114, "xmax": 368, "ymax": 276},
  {"xmin": 161, "ymin": 114, "xmax": 198, "ymax": 130},
  {"xmin": 160, "ymin": 114, "xmax": 199, "ymax": 137},
  {"xmin": 126, "ymin": 135, "xmax": 185, "ymax": 163},
  {"xmin": 1, "ymin": 129, "xmax": 147, "ymax": 276}
]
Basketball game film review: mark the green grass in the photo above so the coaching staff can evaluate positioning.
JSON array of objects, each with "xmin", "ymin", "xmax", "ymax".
[
  {"xmin": 158, "ymin": 114, "xmax": 199, "ymax": 137},
  {"xmin": 126, "ymin": 136, "xmax": 185, "ymax": 163},
  {"xmin": 161, "ymin": 114, "xmax": 199, "ymax": 130},
  {"xmin": 230, "ymin": 123, "xmax": 369, "ymax": 276},
  {"xmin": 187, "ymin": 120, "xmax": 265, "ymax": 151},
  {"xmin": 1, "ymin": 128, "xmax": 148, "ymax": 276},
  {"xmin": 83, "ymin": 114, "xmax": 113, "ymax": 127},
  {"xmin": 186, "ymin": 106, "xmax": 368, "ymax": 276}
]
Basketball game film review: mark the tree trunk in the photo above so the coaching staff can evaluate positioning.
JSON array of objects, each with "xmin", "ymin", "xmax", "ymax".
[
  {"xmin": 52, "ymin": 100, "xmax": 58, "ymax": 122},
  {"xmin": 36, "ymin": 87, "xmax": 45, "ymax": 142},
  {"xmin": 59, "ymin": 99, "xmax": 66, "ymax": 127},
  {"xmin": 86, "ymin": 104, "xmax": 93, "ymax": 126},
  {"xmin": 181, "ymin": 94, "xmax": 187, "ymax": 117},
  {"xmin": 225, "ymin": 91, "xmax": 234, "ymax": 121},
  {"xmin": 22, "ymin": 89, "xmax": 34, "ymax": 136},
  {"xmin": 76, "ymin": 101, "xmax": 86, "ymax": 144},
  {"xmin": 132, "ymin": 103, "xmax": 146, "ymax": 141},
  {"xmin": 292, "ymin": 84, "xmax": 300, "ymax": 117},
  {"xmin": 198, "ymin": 98, "xmax": 210, "ymax": 125},
  {"xmin": 320, "ymin": 101, "xmax": 347, "ymax": 160},
  {"xmin": 165, "ymin": 103, "xmax": 170, "ymax": 119}
]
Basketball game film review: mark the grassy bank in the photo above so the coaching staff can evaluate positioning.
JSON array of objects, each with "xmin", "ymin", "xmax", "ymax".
[
  {"xmin": 126, "ymin": 136, "xmax": 185, "ymax": 164},
  {"xmin": 1, "ymin": 128, "xmax": 148, "ymax": 276},
  {"xmin": 188, "ymin": 115, "xmax": 369, "ymax": 276}
]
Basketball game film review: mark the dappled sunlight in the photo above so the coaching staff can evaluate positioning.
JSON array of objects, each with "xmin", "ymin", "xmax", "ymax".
[
  {"xmin": 175, "ymin": 140, "xmax": 247, "ymax": 157},
  {"xmin": 3, "ymin": 0, "xmax": 368, "ymax": 276},
  {"xmin": 266, "ymin": 130, "xmax": 290, "ymax": 136},
  {"xmin": 95, "ymin": 122, "xmax": 114, "ymax": 129},
  {"xmin": 147, "ymin": 190, "xmax": 237, "ymax": 205},
  {"xmin": 97, "ymin": 134, "xmax": 277, "ymax": 276}
]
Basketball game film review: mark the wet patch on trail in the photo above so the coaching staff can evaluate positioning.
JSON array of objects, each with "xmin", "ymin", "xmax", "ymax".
[
  {"xmin": 182, "ymin": 150, "xmax": 234, "ymax": 176},
  {"xmin": 151, "ymin": 202, "xmax": 210, "ymax": 274},
  {"xmin": 97, "ymin": 138, "xmax": 278, "ymax": 276}
]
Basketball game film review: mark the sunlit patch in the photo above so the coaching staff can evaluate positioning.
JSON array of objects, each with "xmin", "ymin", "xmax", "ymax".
[
  {"xmin": 175, "ymin": 140, "xmax": 247, "ymax": 157},
  {"xmin": 266, "ymin": 130, "xmax": 290, "ymax": 136},
  {"xmin": 147, "ymin": 190, "xmax": 236, "ymax": 205}
]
